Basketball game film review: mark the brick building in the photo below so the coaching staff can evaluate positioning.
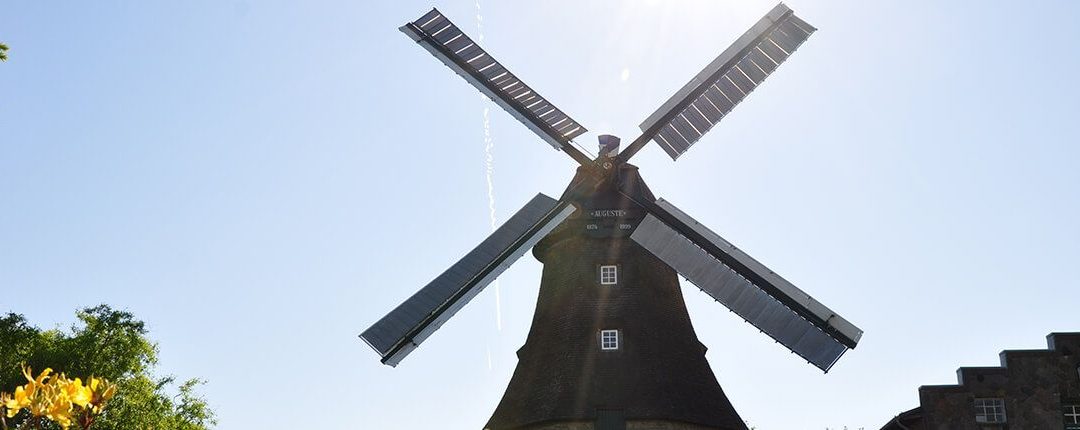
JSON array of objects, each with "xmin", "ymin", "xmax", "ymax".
[{"xmin": 881, "ymin": 332, "xmax": 1080, "ymax": 430}]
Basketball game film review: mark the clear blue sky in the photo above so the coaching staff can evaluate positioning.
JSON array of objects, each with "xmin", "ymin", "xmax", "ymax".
[{"xmin": 3, "ymin": 1, "xmax": 1079, "ymax": 428}]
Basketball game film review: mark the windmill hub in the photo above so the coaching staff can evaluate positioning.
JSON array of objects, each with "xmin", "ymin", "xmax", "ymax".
[
  {"xmin": 363, "ymin": 4, "xmax": 863, "ymax": 430},
  {"xmin": 596, "ymin": 134, "xmax": 621, "ymax": 170}
]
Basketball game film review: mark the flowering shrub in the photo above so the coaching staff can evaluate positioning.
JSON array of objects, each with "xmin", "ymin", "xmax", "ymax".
[
  {"xmin": 1, "ymin": 366, "xmax": 115, "ymax": 430},
  {"xmin": 1, "ymin": 307, "xmax": 214, "ymax": 429}
]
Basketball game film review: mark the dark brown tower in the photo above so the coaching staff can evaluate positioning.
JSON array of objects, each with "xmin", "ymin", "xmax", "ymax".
[{"xmin": 485, "ymin": 165, "xmax": 747, "ymax": 430}]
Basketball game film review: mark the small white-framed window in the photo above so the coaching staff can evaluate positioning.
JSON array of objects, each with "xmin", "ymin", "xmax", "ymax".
[
  {"xmin": 974, "ymin": 398, "xmax": 1006, "ymax": 423},
  {"xmin": 600, "ymin": 329, "xmax": 619, "ymax": 350},
  {"xmin": 1065, "ymin": 404, "xmax": 1080, "ymax": 424},
  {"xmin": 600, "ymin": 265, "xmax": 618, "ymax": 285}
]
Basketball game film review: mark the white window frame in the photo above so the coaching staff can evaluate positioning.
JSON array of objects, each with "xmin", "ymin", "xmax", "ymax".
[
  {"xmin": 1065, "ymin": 404, "xmax": 1080, "ymax": 424},
  {"xmin": 600, "ymin": 265, "xmax": 618, "ymax": 285},
  {"xmin": 974, "ymin": 398, "xmax": 1006, "ymax": 423},
  {"xmin": 600, "ymin": 329, "xmax": 619, "ymax": 350}
]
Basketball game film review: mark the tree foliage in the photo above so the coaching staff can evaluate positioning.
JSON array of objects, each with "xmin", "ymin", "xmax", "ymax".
[
  {"xmin": 0, "ymin": 306, "xmax": 214, "ymax": 429},
  {"xmin": 0, "ymin": 43, "xmax": 7, "ymax": 61}
]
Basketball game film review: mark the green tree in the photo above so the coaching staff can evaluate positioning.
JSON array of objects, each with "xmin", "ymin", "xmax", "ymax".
[
  {"xmin": 0, "ymin": 306, "xmax": 215, "ymax": 429},
  {"xmin": 0, "ymin": 43, "xmax": 7, "ymax": 61}
]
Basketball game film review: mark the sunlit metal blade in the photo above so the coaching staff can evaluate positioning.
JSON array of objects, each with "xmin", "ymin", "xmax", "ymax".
[
  {"xmin": 630, "ymin": 198, "xmax": 861, "ymax": 371},
  {"xmin": 402, "ymin": 9, "xmax": 589, "ymax": 158},
  {"xmin": 361, "ymin": 193, "xmax": 576, "ymax": 366},
  {"xmin": 632, "ymin": 3, "xmax": 816, "ymax": 161}
]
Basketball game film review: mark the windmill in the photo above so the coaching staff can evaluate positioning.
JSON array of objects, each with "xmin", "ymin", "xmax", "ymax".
[{"xmin": 362, "ymin": 4, "xmax": 863, "ymax": 429}]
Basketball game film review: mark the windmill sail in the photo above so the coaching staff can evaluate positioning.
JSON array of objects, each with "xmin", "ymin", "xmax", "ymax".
[
  {"xmin": 401, "ymin": 9, "xmax": 589, "ymax": 159},
  {"xmin": 630, "ymin": 198, "xmax": 861, "ymax": 371},
  {"xmin": 360, "ymin": 194, "xmax": 576, "ymax": 366},
  {"xmin": 636, "ymin": 3, "xmax": 815, "ymax": 160}
]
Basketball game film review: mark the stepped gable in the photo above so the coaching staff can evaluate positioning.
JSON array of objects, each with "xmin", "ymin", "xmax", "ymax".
[{"xmin": 881, "ymin": 332, "xmax": 1080, "ymax": 430}]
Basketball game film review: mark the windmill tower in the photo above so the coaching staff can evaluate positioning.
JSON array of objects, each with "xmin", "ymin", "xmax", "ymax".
[{"xmin": 362, "ymin": 4, "xmax": 863, "ymax": 429}]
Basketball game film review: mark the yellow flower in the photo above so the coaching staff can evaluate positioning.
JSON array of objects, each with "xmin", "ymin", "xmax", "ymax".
[
  {"xmin": 23, "ymin": 365, "xmax": 52, "ymax": 387},
  {"xmin": 4, "ymin": 367, "xmax": 117, "ymax": 425},
  {"xmin": 27, "ymin": 391, "xmax": 48, "ymax": 418},
  {"xmin": 102, "ymin": 384, "xmax": 116, "ymax": 402},
  {"xmin": 64, "ymin": 377, "xmax": 93, "ymax": 408},
  {"xmin": 14, "ymin": 366, "xmax": 59, "ymax": 420},
  {"xmin": 85, "ymin": 376, "xmax": 117, "ymax": 414},
  {"xmin": 2, "ymin": 391, "xmax": 17, "ymax": 418},
  {"xmin": 44, "ymin": 390, "xmax": 74, "ymax": 429},
  {"xmin": 4, "ymin": 385, "xmax": 31, "ymax": 417}
]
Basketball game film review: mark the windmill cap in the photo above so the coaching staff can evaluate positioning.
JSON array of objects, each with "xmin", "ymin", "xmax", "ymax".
[{"xmin": 598, "ymin": 134, "xmax": 620, "ymax": 157}]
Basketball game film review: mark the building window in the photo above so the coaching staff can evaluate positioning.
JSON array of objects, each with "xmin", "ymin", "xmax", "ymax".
[
  {"xmin": 600, "ymin": 329, "xmax": 619, "ymax": 350},
  {"xmin": 974, "ymin": 398, "xmax": 1006, "ymax": 423},
  {"xmin": 600, "ymin": 265, "xmax": 618, "ymax": 285},
  {"xmin": 1065, "ymin": 404, "xmax": 1080, "ymax": 425},
  {"xmin": 595, "ymin": 409, "xmax": 625, "ymax": 430}
]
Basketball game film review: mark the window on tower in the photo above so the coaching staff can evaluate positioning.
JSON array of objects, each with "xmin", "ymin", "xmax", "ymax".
[
  {"xmin": 973, "ymin": 398, "xmax": 1006, "ymax": 423},
  {"xmin": 599, "ymin": 265, "xmax": 618, "ymax": 285},
  {"xmin": 1065, "ymin": 404, "xmax": 1080, "ymax": 426},
  {"xmin": 600, "ymin": 330, "xmax": 619, "ymax": 350}
]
